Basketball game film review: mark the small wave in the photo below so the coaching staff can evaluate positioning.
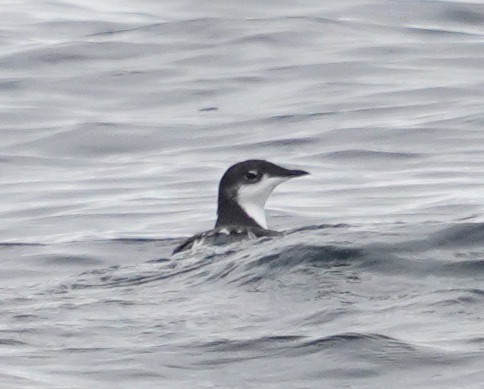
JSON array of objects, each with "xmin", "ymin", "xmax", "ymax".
[
  {"xmin": 194, "ymin": 331, "xmax": 444, "ymax": 366},
  {"xmin": 57, "ymin": 239, "xmax": 364, "ymax": 291},
  {"xmin": 246, "ymin": 245, "xmax": 362, "ymax": 270},
  {"xmin": 0, "ymin": 338, "xmax": 26, "ymax": 346},
  {"xmin": 201, "ymin": 335, "xmax": 304, "ymax": 353},
  {"xmin": 52, "ymin": 221, "xmax": 484, "ymax": 293},
  {"xmin": 43, "ymin": 254, "xmax": 102, "ymax": 266},
  {"xmin": 431, "ymin": 293, "xmax": 483, "ymax": 308},
  {"xmin": 108, "ymin": 237, "xmax": 176, "ymax": 244},
  {"xmin": 65, "ymin": 257, "xmax": 209, "ymax": 290},
  {"xmin": 441, "ymin": 260, "xmax": 484, "ymax": 277},
  {"xmin": 431, "ymin": 223, "xmax": 484, "ymax": 248},
  {"xmin": 0, "ymin": 242, "xmax": 44, "ymax": 247},
  {"xmin": 322, "ymin": 149, "xmax": 422, "ymax": 161},
  {"xmin": 295, "ymin": 332, "xmax": 414, "ymax": 353},
  {"xmin": 288, "ymin": 223, "xmax": 349, "ymax": 233}
]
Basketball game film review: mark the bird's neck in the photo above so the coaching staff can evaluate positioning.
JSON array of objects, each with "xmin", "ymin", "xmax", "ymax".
[{"xmin": 215, "ymin": 195, "xmax": 266, "ymax": 229}]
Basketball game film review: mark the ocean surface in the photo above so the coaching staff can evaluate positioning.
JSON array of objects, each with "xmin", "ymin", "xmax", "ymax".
[{"xmin": 1, "ymin": 0, "xmax": 483, "ymax": 388}]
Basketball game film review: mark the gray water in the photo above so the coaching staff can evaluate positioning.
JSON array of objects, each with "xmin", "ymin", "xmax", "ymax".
[{"xmin": 1, "ymin": 0, "xmax": 484, "ymax": 388}]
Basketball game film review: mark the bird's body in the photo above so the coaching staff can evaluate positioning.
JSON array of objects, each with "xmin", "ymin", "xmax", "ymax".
[
  {"xmin": 173, "ymin": 160, "xmax": 308, "ymax": 254},
  {"xmin": 172, "ymin": 226, "xmax": 281, "ymax": 254}
]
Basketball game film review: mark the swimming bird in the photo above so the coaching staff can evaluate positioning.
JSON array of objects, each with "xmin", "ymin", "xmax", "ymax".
[{"xmin": 173, "ymin": 160, "xmax": 309, "ymax": 254}]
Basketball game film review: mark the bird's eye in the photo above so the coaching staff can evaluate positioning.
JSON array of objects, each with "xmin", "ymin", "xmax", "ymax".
[{"xmin": 243, "ymin": 171, "xmax": 259, "ymax": 182}]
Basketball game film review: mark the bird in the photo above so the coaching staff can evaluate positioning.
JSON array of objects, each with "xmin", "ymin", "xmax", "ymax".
[{"xmin": 173, "ymin": 159, "xmax": 309, "ymax": 254}]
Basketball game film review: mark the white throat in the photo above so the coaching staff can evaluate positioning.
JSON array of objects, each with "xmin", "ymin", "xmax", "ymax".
[
  {"xmin": 239, "ymin": 202, "xmax": 268, "ymax": 229},
  {"xmin": 236, "ymin": 175, "xmax": 289, "ymax": 229}
]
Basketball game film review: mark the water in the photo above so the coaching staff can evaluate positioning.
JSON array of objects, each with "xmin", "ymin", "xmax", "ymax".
[{"xmin": 1, "ymin": 0, "xmax": 483, "ymax": 387}]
